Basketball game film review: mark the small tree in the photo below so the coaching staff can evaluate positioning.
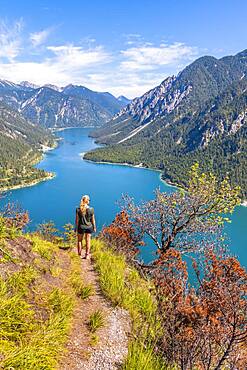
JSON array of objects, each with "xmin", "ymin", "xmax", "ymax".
[
  {"xmin": 62, "ymin": 223, "xmax": 76, "ymax": 250},
  {"xmin": 37, "ymin": 221, "xmax": 58, "ymax": 242},
  {"xmin": 0, "ymin": 198, "xmax": 29, "ymax": 230},
  {"xmin": 122, "ymin": 164, "xmax": 240, "ymax": 257}
]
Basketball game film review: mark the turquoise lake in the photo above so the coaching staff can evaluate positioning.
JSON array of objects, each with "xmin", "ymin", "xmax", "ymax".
[{"xmin": 2, "ymin": 128, "xmax": 246, "ymax": 266}]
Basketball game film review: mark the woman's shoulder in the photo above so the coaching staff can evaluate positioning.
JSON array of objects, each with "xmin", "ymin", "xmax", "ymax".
[{"xmin": 88, "ymin": 206, "xmax": 94, "ymax": 214}]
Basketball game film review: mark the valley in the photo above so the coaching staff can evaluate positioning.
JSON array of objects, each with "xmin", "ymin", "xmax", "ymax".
[{"xmin": 0, "ymin": 82, "xmax": 129, "ymax": 190}]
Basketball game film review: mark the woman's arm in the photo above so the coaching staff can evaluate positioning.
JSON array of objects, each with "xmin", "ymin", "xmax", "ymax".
[
  {"xmin": 75, "ymin": 209, "xmax": 79, "ymax": 232},
  {"xmin": 92, "ymin": 214, "xmax": 96, "ymax": 233}
]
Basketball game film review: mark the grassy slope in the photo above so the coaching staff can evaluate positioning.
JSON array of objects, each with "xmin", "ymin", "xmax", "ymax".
[
  {"xmin": 0, "ymin": 219, "xmax": 162, "ymax": 370},
  {"xmin": 0, "ymin": 222, "xmax": 87, "ymax": 369}
]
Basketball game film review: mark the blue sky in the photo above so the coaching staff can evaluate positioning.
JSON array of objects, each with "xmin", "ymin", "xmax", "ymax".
[{"xmin": 0, "ymin": 0, "xmax": 246, "ymax": 97}]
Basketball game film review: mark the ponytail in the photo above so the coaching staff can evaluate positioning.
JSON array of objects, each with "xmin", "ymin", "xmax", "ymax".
[{"xmin": 80, "ymin": 195, "xmax": 90, "ymax": 214}]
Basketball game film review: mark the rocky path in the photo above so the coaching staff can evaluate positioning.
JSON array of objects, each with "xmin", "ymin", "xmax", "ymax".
[{"xmin": 59, "ymin": 256, "xmax": 131, "ymax": 370}]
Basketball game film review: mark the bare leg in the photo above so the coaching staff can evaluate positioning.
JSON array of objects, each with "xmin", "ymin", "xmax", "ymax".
[
  {"xmin": 77, "ymin": 234, "xmax": 82, "ymax": 256},
  {"xmin": 85, "ymin": 233, "xmax": 91, "ymax": 259}
]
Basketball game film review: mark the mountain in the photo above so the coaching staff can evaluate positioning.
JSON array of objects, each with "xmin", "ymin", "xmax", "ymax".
[
  {"xmin": 20, "ymin": 81, "xmax": 40, "ymax": 89},
  {"xmin": 0, "ymin": 81, "xmax": 127, "ymax": 128},
  {"xmin": 85, "ymin": 49, "xmax": 247, "ymax": 198},
  {"xmin": 43, "ymin": 83, "xmax": 63, "ymax": 92},
  {"xmin": 19, "ymin": 86, "xmax": 112, "ymax": 128},
  {"xmin": 0, "ymin": 102, "xmax": 55, "ymax": 190},
  {"xmin": 117, "ymin": 95, "xmax": 131, "ymax": 105},
  {"xmin": 62, "ymin": 84, "xmax": 126, "ymax": 115}
]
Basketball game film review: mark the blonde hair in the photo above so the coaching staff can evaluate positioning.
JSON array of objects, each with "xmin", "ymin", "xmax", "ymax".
[{"xmin": 80, "ymin": 195, "xmax": 90, "ymax": 214}]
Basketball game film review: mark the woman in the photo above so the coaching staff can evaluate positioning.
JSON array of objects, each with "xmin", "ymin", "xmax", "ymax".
[{"xmin": 75, "ymin": 195, "xmax": 96, "ymax": 259}]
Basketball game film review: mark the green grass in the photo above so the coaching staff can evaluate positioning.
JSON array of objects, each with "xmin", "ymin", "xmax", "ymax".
[
  {"xmin": 79, "ymin": 285, "xmax": 94, "ymax": 300},
  {"xmin": 91, "ymin": 238, "xmax": 163, "ymax": 370},
  {"xmin": 28, "ymin": 234, "xmax": 57, "ymax": 260},
  {"xmin": 0, "ymin": 217, "xmax": 7, "ymax": 239},
  {"xmin": 48, "ymin": 287, "xmax": 74, "ymax": 314},
  {"xmin": 0, "ymin": 234, "xmax": 78, "ymax": 369},
  {"xmin": 1, "ymin": 308, "xmax": 74, "ymax": 369},
  {"xmin": 50, "ymin": 264, "xmax": 63, "ymax": 277},
  {"xmin": 69, "ymin": 252, "xmax": 95, "ymax": 300},
  {"xmin": 89, "ymin": 333, "xmax": 99, "ymax": 346},
  {"xmin": 0, "ymin": 286, "xmax": 35, "ymax": 342},
  {"xmin": 7, "ymin": 266, "xmax": 38, "ymax": 295},
  {"xmin": 70, "ymin": 271, "xmax": 94, "ymax": 299},
  {"xmin": 92, "ymin": 239, "xmax": 157, "ymax": 321},
  {"xmin": 0, "ymin": 241, "xmax": 14, "ymax": 263},
  {"xmin": 123, "ymin": 340, "xmax": 166, "ymax": 370},
  {"xmin": 88, "ymin": 310, "xmax": 105, "ymax": 333}
]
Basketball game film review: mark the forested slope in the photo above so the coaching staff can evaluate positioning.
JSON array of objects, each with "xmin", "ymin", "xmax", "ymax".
[{"xmin": 0, "ymin": 103, "xmax": 56, "ymax": 190}]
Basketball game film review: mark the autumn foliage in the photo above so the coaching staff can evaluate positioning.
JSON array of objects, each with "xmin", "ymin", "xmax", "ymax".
[
  {"xmin": 0, "ymin": 200, "xmax": 30, "ymax": 230},
  {"xmin": 100, "ymin": 210, "xmax": 144, "ymax": 261},
  {"xmin": 154, "ymin": 250, "xmax": 247, "ymax": 369}
]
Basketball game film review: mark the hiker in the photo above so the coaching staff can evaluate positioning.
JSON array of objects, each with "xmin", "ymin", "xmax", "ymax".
[{"xmin": 75, "ymin": 194, "xmax": 96, "ymax": 259}]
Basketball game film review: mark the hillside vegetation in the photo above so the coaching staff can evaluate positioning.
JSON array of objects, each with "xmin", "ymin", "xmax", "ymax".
[
  {"xmin": 0, "ymin": 213, "xmax": 159, "ymax": 369},
  {"xmin": 0, "ymin": 223, "xmax": 81, "ymax": 368},
  {"xmin": 86, "ymin": 49, "xmax": 247, "ymax": 199},
  {"xmin": 0, "ymin": 103, "xmax": 56, "ymax": 191}
]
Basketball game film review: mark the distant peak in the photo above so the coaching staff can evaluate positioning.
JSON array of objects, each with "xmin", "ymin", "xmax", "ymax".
[
  {"xmin": 117, "ymin": 95, "xmax": 131, "ymax": 104},
  {"xmin": 118, "ymin": 95, "xmax": 129, "ymax": 100},
  {"xmin": 63, "ymin": 83, "xmax": 75, "ymax": 89},
  {"xmin": 20, "ymin": 81, "xmax": 40, "ymax": 89},
  {"xmin": 43, "ymin": 84, "xmax": 63, "ymax": 92},
  {"xmin": 63, "ymin": 84, "xmax": 88, "ymax": 90}
]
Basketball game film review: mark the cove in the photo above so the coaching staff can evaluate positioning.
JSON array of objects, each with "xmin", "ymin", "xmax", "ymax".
[{"xmin": 1, "ymin": 128, "xmax": 246, "ymax": 267}]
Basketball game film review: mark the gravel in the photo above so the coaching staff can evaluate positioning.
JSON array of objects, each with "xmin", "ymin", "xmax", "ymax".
[{"xmin": 78, "ymin": 307, "xmax": 131, "ymax": 370}]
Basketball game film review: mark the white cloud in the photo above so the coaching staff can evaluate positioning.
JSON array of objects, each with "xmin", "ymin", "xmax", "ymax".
[
  {"xmin": 0, "ymin": 22, "xmax": 201, "ymax": 98},
  {"xmin": 86, "ymin": 70, "xmax": 172, "ymax": 98},
  {"xmin": 120, "ymin": 42, "xmax": 198, "ymax": 71},
  {"xmin": 0, "ymin": 44, "xmax": 113, "ymax": 88},
  {"xmin": 123, "ymin": 33, "xmax": 143, "ymax": 46},
  {"xmin": 47, "ymin": 44, "xmax": 111, "ymax": 68},
  {"xmin": 0, "ymin": 19, "xmax": 23, "ymax": 61},
  {"xmin": 30, "ymin": 28, "xmax": 52, "ymax": 47}
]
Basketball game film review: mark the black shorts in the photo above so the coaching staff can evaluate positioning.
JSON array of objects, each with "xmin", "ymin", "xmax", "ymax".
[{"xmin": 78, "ymin": 226, "xmax": 94, "ymax": 235}]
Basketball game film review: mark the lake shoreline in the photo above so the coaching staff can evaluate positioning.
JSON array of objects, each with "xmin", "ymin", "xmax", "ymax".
[
  {"xmin": 0, "ymin": 142, "xmax": 57, "ymax": 193},
  {"xmin": 0, "ymin": 173, "xmax": 55, "ymax": 192},
  {"xmin": 50, "ymin": 126, "xmax": 94, "ymax": 132},
  {"xmin": 82, "ymin": 155, "xmax": 246, "ymax": 203},
  {"xmin": 82, "ymin": 156, "xmax": 178, "ymax": 189},
  {"xmin": 3, "ymin": 127, "xmax": 246, "ymax": 207}
]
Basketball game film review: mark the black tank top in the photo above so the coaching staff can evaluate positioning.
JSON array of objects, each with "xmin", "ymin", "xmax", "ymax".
[{"xmin": 77, "ymin": 207, "xmax": 94, "ymax": 230}]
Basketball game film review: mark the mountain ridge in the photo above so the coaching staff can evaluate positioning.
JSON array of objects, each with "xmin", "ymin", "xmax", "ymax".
[
  {"xmin": 0, "ymin": 80, "xmax": 128, "ymax": 128},
  {"xmin": 85, "ymin": 49, "xmax": 247, "ymax": 198}
]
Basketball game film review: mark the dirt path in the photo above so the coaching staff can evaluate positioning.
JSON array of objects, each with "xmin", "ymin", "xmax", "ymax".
[{"xmin": 59, "ymin": 257, "xmax": 131, "ymax": 370}]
